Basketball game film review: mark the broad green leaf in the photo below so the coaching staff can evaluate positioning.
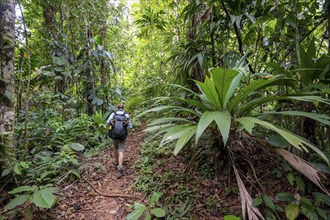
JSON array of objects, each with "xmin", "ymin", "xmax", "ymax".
[
  {"xmin": 268, "ymin": 134, "xmax": 290, "ymax": 148},
  {"xmin": 4, "ymin": 195, "xmax": 30, "ymax": 210},
  {"xmin": 150, "ymin": 192, "xmax": 163, "ymax": 204},
  {"xmin": 32, "ymin": 189, "xmax": 57, "ymax": 209},
  {"xmin": 150, "ymin": 208, "xmax": 166, "ymax": 217},
  {"xmin": 196, "ymin": 111, "xmax": 231, "ymax": 145},
  {"xmin": 195, "ymin": 77, "xmax": 221, "ymax": 109},
  {"xmin": 263, "ymin": 111, "xmax": 330, "ymax": 126},
  {"xmin": 13, "ymin": 163, "xmax": 22, "ymax": 175},
  {"xmin": 285, "ymin": 203, "xmax": 299, "ymax": 220},
  {"xmin": 211, "ymin": 68, "xmax": 241, "ymax": 109},
  {"xmin": 173, "ymin": 125, "xmax": 197, "ymax": 155},
  {"xmin": 126, "ymin": 203, "xmax": 147, "ymax": 220},
  {"xmin": 295, "ymin": 176, "xmax": 305, "ymax": 192},
  {"xmin": 275, "ymin": 192, "xmax": 295, "ymax": 202},
  {"xmin": 9, "ymin": 186, "xmax": 34, "ymax": 194},
  {"xmin": 316, "ymin": 207, "xmax": 327, "ymax": 219},
  {"xmin": 213, "ymin": 111, "xmax": 231, "ymax": 145},
  {"xmin": 224, "ymin": 215, "xmax": 240, "ymax": 220},
  {"xmin": 145, "ymin": 213, "xmax": 151, "ymax": 220},
  {"xmin": 287, "ymin": 173, "xmax": 294, "ymax": 185},
  {"xmin": 301, "ymin": 200, "xmax": 318, "ymax": 220},
  {"xmin": 2, "ymin": 168, "xmax": 12, "ymax": 177},
  {"xmin": 69, "ymin": 143, "xmax": 85, "ymax": 152},
  {"xmin": 262, "ymin": 195, "xmax": 276, "ymax": 211},
  {"xmin": 94, "ymin": 34, "xmax": 102, "ymax": 45}
]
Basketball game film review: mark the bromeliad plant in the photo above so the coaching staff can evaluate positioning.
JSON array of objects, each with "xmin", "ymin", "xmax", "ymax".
[{"xmin": 140, "ymin": 67, "xmax": 330, "ymax": 220}]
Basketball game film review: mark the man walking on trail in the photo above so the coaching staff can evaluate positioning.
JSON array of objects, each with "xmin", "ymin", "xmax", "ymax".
[{"xmin": 106, "ymin": 104, "xmax": 132, "ymax": 178}]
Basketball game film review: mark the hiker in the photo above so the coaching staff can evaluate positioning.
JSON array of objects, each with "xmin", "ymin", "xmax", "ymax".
[{"xmin": 106, "ymin": 104, "xmax": 132, "ymax": 178}]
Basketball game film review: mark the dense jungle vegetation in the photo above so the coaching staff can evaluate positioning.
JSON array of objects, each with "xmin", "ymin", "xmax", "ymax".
[{"xmin": 0, "ymin": 0, "xmax": 330, "ymax": 219}]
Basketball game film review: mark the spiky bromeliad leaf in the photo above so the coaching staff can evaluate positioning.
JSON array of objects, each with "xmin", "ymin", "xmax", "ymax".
[
  {"xmin": 237, "ymin": 117, "xmax": 329, "ymax": 165},
  {"xmin": 173, "ymin": 125, "xmax": 196, "ymax": 155},
  {"xmin": 276, "ymin": 149, "xmax": 330, "ymax": 196},
  {"xmin": 149, "ymin": 117, "xmax": 193, "ymax": 126},
  {"xmin": 211, "ymin": 68, "xmax": 242, "ymax": 110},
  {"xmin": 229, "ymin": 77, "xmax": 295, "ymax": 113},
  {"xmin": 288, "ymin": 95, "xmax": 330, "ymax": 105},
  {"xmin": 156, "ymin": 96, "xmax": 209, "ymax": 111},
  {"xmin": 195, "ymin": 77, "xmax": 221, "ymax": 109},
  {"xmin": 262, "ymin": 111, "xmax": 330, "ymax": 126},
  {"xmin": 237, "ymin": 95, "xmax": 330, "ymax": 118},
  {"xmin": 196, "ymin": 111, "xmax": 231, "ymax": 145},
  {"xmin": 137, "ymin": 105, "xmax": 199, "ymax": 118},
  {"xmin": 160, "ymin": 124, "xmax": 196, "ymax": 146},
  {"xmin": 153, "ymin": 122, "xmax": 196, "ymax": 155},
  {"xmin": 233, "ymin": 165, "xmax": 265, "ymax": 220}
]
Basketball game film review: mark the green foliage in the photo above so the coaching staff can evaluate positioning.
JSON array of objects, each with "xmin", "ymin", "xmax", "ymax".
[
  {"xmin": 140, "ymin": 66, "xmax": 329, "ymax": 219},
  {"xmin": 141, "ymin": 67, "xmax": 329, "ymax": 163},
  {"xmin": 224, "ymin": 215, "xmax": 241, "ymax": 220},
  {"xmin": 126, "ymin": 192, "xmax": 166, "ymax": 220},
  {"xmin": 252, "ymin": 191, "xmax": 330, "ymax": 219},
  {"xmin": 5, "ymin": 185, "xmax": 58, "ymax": 210}
]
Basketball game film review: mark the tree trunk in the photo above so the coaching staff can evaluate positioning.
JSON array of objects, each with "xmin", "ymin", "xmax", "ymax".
[
  {"xmin": 0, "ymin": 0, "xmax": 16, "ymax": 148},
  {"xmin": 42, "ymin": 0, "xmax": 65, "ymax": 94},
  {"xmin": 187, "ymin": 0, "xmax": 205, "ymax": 91}
]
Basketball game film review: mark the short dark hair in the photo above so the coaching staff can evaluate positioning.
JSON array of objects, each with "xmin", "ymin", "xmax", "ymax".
[{"xmin": 117, "ymin": 103, "xmax": 124, "ymax": 109}]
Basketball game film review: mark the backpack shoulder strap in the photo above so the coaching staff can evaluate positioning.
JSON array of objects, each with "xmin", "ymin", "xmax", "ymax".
[{"xmin": 115, "ymin": 111, "xmax": 126, "ymax": 116}]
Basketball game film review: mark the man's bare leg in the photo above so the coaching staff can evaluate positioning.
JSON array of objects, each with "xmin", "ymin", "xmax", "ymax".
[{"xmin": 118, "ymin": 152, "xmax": 124, "ymax": 167}]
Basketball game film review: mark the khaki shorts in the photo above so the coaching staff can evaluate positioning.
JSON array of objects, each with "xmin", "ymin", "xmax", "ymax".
[{"xmin": 113, "ymin": 139, "xmax": 126, "ymax": 152}]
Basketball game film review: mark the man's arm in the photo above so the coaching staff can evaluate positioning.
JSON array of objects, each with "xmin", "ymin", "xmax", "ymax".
[
  {"xmin": 125, "ymin": 113, "xmax": 132, "ymax": 129},
  {"xmin": 106, "ymin": 112, "xmax": 115, "ymax": 126}
]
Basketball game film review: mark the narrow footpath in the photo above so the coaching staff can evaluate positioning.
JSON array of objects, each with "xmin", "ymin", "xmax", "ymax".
[{"xmin": 49, "ymin": 127, "xmax": 146, "ymax": 220}]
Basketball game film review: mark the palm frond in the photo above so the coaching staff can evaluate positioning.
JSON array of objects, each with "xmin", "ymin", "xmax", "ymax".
[
  {"xmin": 276, "ymin": 149, "xmax": 330, "ymax": 196},
  {"xmin": 233, "ymin": 165, "xmax": 265, "ymax": 220},
  {"xmin": 237, "ymin": 117, "xmax": 329, "ymax": 165},
  {"xmin": 262, "ymin": 111, "xmax": 330, "ymax": 126}
]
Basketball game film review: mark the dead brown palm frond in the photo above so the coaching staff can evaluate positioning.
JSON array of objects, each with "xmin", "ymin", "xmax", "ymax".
[
  {"xmin": 276, "ymin": 148, "xmax": 330, "ymax": 196},
  {"xmin": 233, "ymin": 165, "xmax": 265, "ymax": 220}
]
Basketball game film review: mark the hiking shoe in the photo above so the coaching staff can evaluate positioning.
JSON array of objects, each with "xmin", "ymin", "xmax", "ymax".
[
  {"xmin": 117, "ymin": 166, "xmax": 123, "ymax": 179},
  {"xmin": 114, "ymin": 161, "xmax": 119, "ymax": 170}
]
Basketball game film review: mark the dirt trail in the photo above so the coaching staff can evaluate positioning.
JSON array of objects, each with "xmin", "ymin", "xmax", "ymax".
[{"xmin": 49, "ymin": 128, "xmax": 145, "ymax": 220}]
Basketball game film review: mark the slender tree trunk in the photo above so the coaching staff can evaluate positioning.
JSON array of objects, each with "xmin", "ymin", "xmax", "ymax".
[
  {"xmin": 0, "ymin": 0, "xmax": 16, "ymax": 149},
  {"xmin": 42, "ymin": 0, "xmax": 65, "ymax": 94},
  {"xmin": 84, "ymin": 14, "xmax": 94, "ymax": 115},
  {"xmin": 327, "ymin": 2, "xmax": 330, "ymax": 150},
  {"xmin": 187, "ymin": 0, "xmax": 204, "ymax": 90},
  {"xmin": 328, "ymin": 2, "xmax": 330, "ymax": 55}
]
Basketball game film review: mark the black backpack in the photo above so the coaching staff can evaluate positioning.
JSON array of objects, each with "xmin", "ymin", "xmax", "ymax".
[{"xmin": 108, "ymin": 111, "xmax": 128, "ymax": 140}]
